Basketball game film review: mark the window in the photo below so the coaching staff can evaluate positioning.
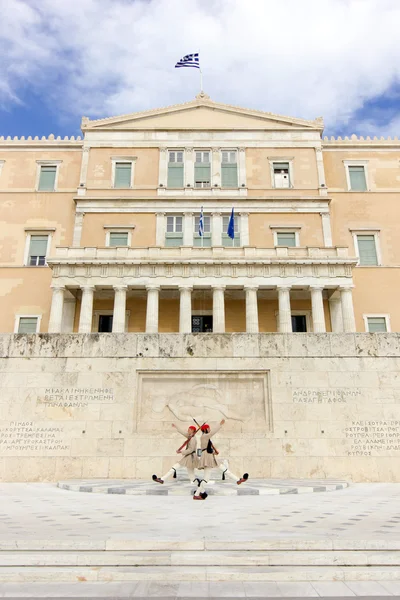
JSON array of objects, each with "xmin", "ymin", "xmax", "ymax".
[
  {"xmin": 366, "ymin": 316, "xmax": 388, "ymax": 333},
  {"xmin": 194, "ymin": 215, "xmax": 211, "ymax": 247},
  {"xmin": 16, "ymin": 316, "xmax": 39, "ymax": 333},
  {"xmin": 192, "ymin": 315, "xmax": 213, "ymax": 332},
  {"xmin": 194, "ymin": 151, "xmax": 211, "ymax": 188},
  {"xmin": 109, "ymin": 232, "xmax": 129, "ymax": 247},
  {"xmin": 165, "ymin": 215, "xmax": 183, "ymax": 247},
  {"xmin": 167, "ymin": 151, "xmax": 184, "ymax": 187},
  {"xmin": 276, "ymin": 232, "xmax": 296, "ymax": 247},
  {"xmin": 356, "ymin": 234, "xmax": 378, "ymax": 266},
  {"xmin": 222, "ymin": 215, "xmax": 240, "ymax": 247},
  {"xmin": 348, "ymin": 165, "xmax": 367, "ymax": 191},
  {"xmin": 27, "ymin": 235, "xmax": 49, "ymax": 266},
  {"xmin": 38, "ymin": 165, "xmax": 57, "ymax": 191},
  {"xmin": 273, "ymin": 162, "xmax": 290, "ymax": 188},
  {"xmin": 221, "ymin": 150, "xmax": 238, "ymax": 188},
  {"xmin": 114, "ymin": 162, "xmax": 132, "ymax": 188}
]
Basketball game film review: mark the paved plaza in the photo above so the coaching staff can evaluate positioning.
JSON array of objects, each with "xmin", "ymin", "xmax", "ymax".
[{"xmin": 0, "ymin": 482, "xmax": 400, "ymax": 597}]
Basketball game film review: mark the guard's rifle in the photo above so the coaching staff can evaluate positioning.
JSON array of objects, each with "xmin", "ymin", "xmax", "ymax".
[
  {"xmin": 193, "ymin": 418, "xmax": 219, "ymax": 455},
  {"xmin": 176, "ymin": 421, "xmax": 205, "ymax": 453}
]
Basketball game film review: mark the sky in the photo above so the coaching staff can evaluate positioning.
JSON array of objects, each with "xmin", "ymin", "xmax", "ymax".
[{"xmin": 1, "ymin": 0, "xmax": 400, "ymax": 138}]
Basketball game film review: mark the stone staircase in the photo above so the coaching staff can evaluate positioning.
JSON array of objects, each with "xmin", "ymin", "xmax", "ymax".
[{"xmin": 1, "ymin": 540, "xmax": 400, "ymax": 583}]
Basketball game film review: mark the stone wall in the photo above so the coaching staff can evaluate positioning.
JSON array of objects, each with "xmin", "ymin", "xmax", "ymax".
[{"xmin": 0, "ymin": 333, "xmax": 399, "ymax": 482}]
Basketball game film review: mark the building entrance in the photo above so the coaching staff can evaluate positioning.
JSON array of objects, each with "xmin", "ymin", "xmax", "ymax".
[
  {"xmin": 192, "ymin": 315, "xmax": 213, "ymax": 333},
  {"xmin": 291, "ymin": 315, "xmax": 307, "ymax": 332},
  {"xmin": 98, "ymin": 315, "xmax": 113, "ymax": 332}
]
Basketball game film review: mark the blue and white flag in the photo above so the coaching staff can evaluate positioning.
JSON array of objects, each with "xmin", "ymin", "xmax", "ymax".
[
  {"xmin": 227, "ymin": 207, "xmax": 235, "ymax": 239},
  {"xmin": 175, "ymin": 53, "xmax": 200, "ymax": 69},
  {"xmin": 198, "ymin": 206, "xmax": 204, "ymax": 237}
]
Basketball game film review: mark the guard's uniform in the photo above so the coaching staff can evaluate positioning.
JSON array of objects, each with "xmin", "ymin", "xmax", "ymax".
[
  {"xmin": 196, "ymin": 422, "xmax": 248, "ymax": 498},
  {"xmin": 153, "ymin": 424, "xmax": 199, "ymax": 485}
]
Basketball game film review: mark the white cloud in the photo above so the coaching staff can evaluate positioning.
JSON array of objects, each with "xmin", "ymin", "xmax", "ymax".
[{"xmin": 1, "ymin": 0, "xmax": 400, "ymax": 133}]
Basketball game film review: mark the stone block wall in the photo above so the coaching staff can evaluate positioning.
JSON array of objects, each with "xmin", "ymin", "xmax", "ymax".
[{"xmin": 0, "ymin": 333, "xmax": 399, "ymax": 482}]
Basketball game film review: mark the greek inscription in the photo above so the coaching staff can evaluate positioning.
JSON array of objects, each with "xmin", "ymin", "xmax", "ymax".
[
  {"xmin": 36, "ymin": 387, "xmax": 114, "ymax": 408},
  {"xmin": 345, "ymin": 420, "xmax": 400, "ymax": 456},
  {"xmin": 0, "ymin": 422, "xmax": 70, "ymax": 452},
  {"xmin": 293, "ymin": 389, "xmax": 361, "ymax": 404}
]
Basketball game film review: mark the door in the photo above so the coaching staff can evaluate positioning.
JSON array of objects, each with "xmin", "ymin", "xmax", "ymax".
[
  {"xmin": 98, "ymin": 315, "xmax": 113, "ymax": 332},
  {"xmin": 291, "ymin": 315, "xmax": 307, "ymax": 332},
  {"xmin": 191, "ymin": 315, "xmax": 213, "ymax": 333}
]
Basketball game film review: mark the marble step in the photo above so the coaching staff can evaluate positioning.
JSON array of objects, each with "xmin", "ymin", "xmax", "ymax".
[
  {"xmin": 1, "ymin": 549, "xmax": 400, "ymax": 567},
  {"xmin": 1, "ymin": 538, "xmax": 400, "ymax": 551},
  {"xmin": 1, "ymin": 565, "xmax": 400, "ymax": 583}
]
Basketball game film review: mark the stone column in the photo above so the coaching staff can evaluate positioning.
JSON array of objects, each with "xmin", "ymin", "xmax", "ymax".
[
  {"xmin": 112, "ymin": 285, "xmax": 127, "ymax": 333},
  {"xmin": 212, "ymin": 148, "xmax": 221, "ymax": 187},
  {"xmin": 183, "ymin": 212, "xmax": 194, "ymax": 246},
  {"xmin": 239, "ymin": 212, "xmax": 249, "ymax": 246},
  {"xmin": 179, "ymin": 286, "xmax": 193, "ymax": 333},
  {"xmin": 78, "ymin": 285, "xmax": 95, "ymax": 333},
  {"xmin": 310, "ymin": 286, "xmax": 326, "ymax": 333},
  {"xmin": 155, "ymin": 212, "xmax": 166, "ymax": 246},
  {"xmin": 238, "ymin": 147, "xmax": 246, "ymax": 187},
  {"xmin": 48, "ymin": 285, "xmax": 65, "ymax": 333},
  {"xmin": 340, "ymin": 287, "xmax": 356, "ymax": 332},
  {"xmin": 146, "ymin": 286, "xmax": 160, "ymax": 333},
  {"xmin": 213, "ymin": 286, "xmax": 226, "ymax": 333},
  {"xmin": 315, "ymin": 146, "xmax": 327, "ymax": 190},
  {"xmin": 329, "ymin": 295, "xmax": 343, "ymax": 333},
  {"xmin": 278, "ymin": 286, "xmax": 292, "ymax": 333},
  {"xmin": 185, "ymin": 148, "xmax": 194, "ymax": 187},
  {"xmin": 211, "ymin": 212, "xmax": 222, "ymax": 246},
  {"xmin": 158, "ymin": 148, "xmax": 168, "ymax": 187},
  {"xmin": 79, "ymin": 147, "xmax": 90, "ymax": 187},
  {"xmin": 245, "ymin": 286, "xmax": 259, "ymax": 333}
]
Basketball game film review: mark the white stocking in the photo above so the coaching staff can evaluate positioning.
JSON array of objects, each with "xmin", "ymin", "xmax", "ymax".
[
  {"xmin": 218, "ymin": 462, "xmax": 239, "ymax": 482},
  {"xmin": 161, "ymin": 462, "xmax": 181, "ymax": 481}
]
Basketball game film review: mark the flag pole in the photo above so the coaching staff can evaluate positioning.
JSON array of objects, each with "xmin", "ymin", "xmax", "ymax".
[{"xmin": 200, "ymin": 68, "xmax": 203, "ymax": 92}]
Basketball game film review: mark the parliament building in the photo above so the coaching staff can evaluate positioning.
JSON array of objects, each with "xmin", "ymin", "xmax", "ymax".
[{"xmin": 1, "ymin": 92, "xmax": 398, "ymax": 337}]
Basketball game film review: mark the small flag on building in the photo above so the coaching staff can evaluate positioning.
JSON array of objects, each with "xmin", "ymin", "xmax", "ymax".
[
  {"xmin": 175, "ymin": 53, "xmax": 200, "ymax": 69},
  {"xmin": 199, "ymin": 206, "xmax": 204, "ymax": 237},
  {"xmin": 227, "ymin": 207, "xmax": 235, "ymax": 239}
]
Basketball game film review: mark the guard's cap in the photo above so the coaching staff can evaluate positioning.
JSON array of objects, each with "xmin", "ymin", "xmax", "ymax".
[
  {"xmin": 188, "ymin": 426, "xmax": 196, "ymax": 431},
  {"xmin": 201, "ymin": 423, "xmax": 210, "ymax": 432}
]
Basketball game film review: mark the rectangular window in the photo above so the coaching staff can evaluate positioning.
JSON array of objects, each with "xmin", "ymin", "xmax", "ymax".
[
  {"xmin": 194, "ymin": 151, "xmax": 211, "ymax": 188},
  {"xmin": 276, "ymin": 232, "xmax": 296, "ymax": 247},
  {"xmin": 28, "ymin": 235, "xmax": 48, "ymax": 266},
  {"xmin": 221, "ymin": 150, "xmax": 238, "ymax": 188},
  {"xmin": 348, "ymin": 165, "xmax": 367, "ymax": 191},
  {"xmin": 273, "ymin": 162, "xmax": 290, "ymax": 188},
  {"xmin": 114, "ymin": 162, "xmax": 132, "ymax": 188},
  {"xmin": 222, "ymin": 215, "xmax": 240, "ymax": 247},
  {"xmin": 167, "ymin": 151, "xmax": 184, "ymax": 187},
  {"xmin": 165, "ymin": 215, "xmax": 183, "ymax": 247},
  {"xmin": 109, "ymin": 232, "xmax": 129, "ymax": 247},
  {"xmin": 38, "ymin": 166, "xmax": 57, "ymax": 191},
  {"xmin": 357, "ymin": 234, "xmax": 378, "ymax": 266},
  {"xmin": 17, "ymin": 317, "xmax": 39, "ymax": 333},
  {"xmin": 367, "ymin": 316, "xmax": 387, "ymax": 333},
  {"xmin": 194, "ymin": 215, "xmax": 211, "ymax": 247}
]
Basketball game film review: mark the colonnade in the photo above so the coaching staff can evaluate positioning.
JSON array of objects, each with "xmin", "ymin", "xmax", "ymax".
[{"xmin": 48, "ymin": 284, "xmax": 356, "ymax": 334}]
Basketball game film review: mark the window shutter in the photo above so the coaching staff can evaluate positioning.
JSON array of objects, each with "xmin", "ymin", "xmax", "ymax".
[
  {"xmin": 273, "ymin": 162, "xmax": 289, "ymax": 171},
  {"xmin": 367, "ymin": 317, "xmax": 387, "ymax": 332},
  {"xmin": 277, "ymin": 232, "xmax": 296, "ymax": 247},
  {"xmin": 114, "ymin": 163, "xmax": 132, "ymax": 188},
  {"xmin": 29, "ymin": 235, "xmax": 48, "ymax": 257},
  {"xmin": 221, "ymin": 163, "xmax": 238, "ymax": 187},
  {"xmin": 194, "ymin": 164, "xmax": 210, "ymax": 183},
  {"xmin": 38, "ymin": 166, "xmax": 57, "ymax": 191},
  {"xmin": 18, "ymin": 317, "xmax": 38, "ymax": 333},
  {"xmin": 349, "ymin": 166, "xmax": 367, "ymax": 191},
  {"xmin": 168, "ymin": 163, "xmax": 184, "ymax": 187},
  {"xmin": 357, "ymin": 235, "xmax": 378, "ymax": 265},
  {"xmin": 109, "ymin": 232, "xmax": 129, "ymax": 246}
]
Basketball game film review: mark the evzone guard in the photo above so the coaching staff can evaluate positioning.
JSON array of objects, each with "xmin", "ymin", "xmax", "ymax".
[
  {"xmin": 152, "ymin": 422, "xmax": 200, "ymax": 486},
  {"xmin": 194, "ymin": 419, "xmax": 249, "ymax": 500}
]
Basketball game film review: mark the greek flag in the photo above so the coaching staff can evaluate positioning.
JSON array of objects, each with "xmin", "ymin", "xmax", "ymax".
[
  {"xmin": 198, "ymin": 207, "xmax": 204, "ymax": 237},
  {"xmin": 175, "ymin": 53, "xmax": 200, "ymax": 69},
  {"xmin": 227, "ymin": 207, "xmax": 235, "ymax": 239}
]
